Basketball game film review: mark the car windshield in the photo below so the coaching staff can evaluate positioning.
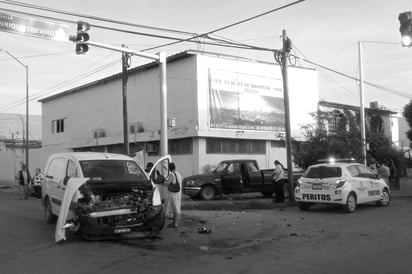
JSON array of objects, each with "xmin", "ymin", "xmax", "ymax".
[
  {"xmin": 214, "ymin": 162, "xmax": 229, "ymax": 173},
  {"xmin": 80, "ymin": 160, "xmax": 146, "ymax": 181},
  {"xmin": 303, "ymin": 166, "xmax": 342, "ymax": 178}
]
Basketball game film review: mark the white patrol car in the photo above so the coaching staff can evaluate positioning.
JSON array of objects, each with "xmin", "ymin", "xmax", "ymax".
[{"xmin": 294, "ymin": 159, "xmax": 390, "ymax": 213}]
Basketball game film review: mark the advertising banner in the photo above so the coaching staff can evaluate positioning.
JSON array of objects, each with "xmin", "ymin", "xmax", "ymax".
[{"xmin": 209, "ymin": 69, "xmax": 285, "ymax": 132}]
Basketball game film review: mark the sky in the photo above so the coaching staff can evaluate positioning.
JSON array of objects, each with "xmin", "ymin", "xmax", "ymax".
[{"xmin": 1, "ymin": 0, "xmax": 412, "ymax": 116}]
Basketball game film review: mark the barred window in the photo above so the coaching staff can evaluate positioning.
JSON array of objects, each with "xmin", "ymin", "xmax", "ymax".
[
  {"xmin": 206, "ymin": 138, "xmax": 266, "ymax": 154},
  {"xmin": 52, "ymin": 118, "xmax": 65, "ymax": 134}
]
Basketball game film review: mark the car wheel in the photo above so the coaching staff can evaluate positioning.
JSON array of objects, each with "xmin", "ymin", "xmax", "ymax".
[
  {"xmin": 261, "ymin": 191, "xmax": 274, "ymax": 197},
  {"xmin": 298, "ymin": 202, "xmax": 311, "ymax": 211},
  {"xmin": 44, "ymin": 198, "xmax": 57, "ymax": 224},
  {"xmin": 199, "ymin": 185, "xmax": 216, "ymax": 200},
  {"xmin": 343, "ymin": 192, "xmax": 357, "ymax": 213},
  {"xmin": 376, "ymin": 189, "xmax": 391, "ymax": 207},
  {"xmin": 81, "ymin": 231, "xmax": 97, "ymax": 241}
]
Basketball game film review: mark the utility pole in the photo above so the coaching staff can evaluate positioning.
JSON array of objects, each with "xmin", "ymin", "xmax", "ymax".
[
  {"xmin": 0, "ymin": 49, "xmax": 29, "ymax": 171},
  {"xmin": 122, "ymin": 44, "xmax": 130, "ymax": 156},
  {"xmin": 275, "ymin": 29, "xmax": 294, "ymax": 204},
  {"xmin": 358, "ymin": 42, "xmax": 367, "ymax": 165}
]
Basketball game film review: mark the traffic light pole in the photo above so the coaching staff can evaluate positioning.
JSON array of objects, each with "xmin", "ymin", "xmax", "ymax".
[{"xmin": 84, "ymin": 40, "xmax": 168, "ymax": 157}]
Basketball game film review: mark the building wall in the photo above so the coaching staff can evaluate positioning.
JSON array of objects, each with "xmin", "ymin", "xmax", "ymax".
[
  {"xmin": 42, "ymin": 79, "xmax": 125, "ymax": 148},
  {"xmin": 40, "ymin": 52, "xmax": 318, "ymax": 178}
]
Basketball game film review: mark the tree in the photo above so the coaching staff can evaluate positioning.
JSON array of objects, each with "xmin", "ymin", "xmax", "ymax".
[
  {"xmin": 402, "ymin": 102, "xmax": 412, "ymax": 141},
  {"xmin": 294, "ymin": 110, "xmax": 404, "ymax": 172}
]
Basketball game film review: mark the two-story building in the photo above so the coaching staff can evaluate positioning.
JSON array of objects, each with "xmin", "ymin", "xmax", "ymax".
[{"xmin": 37, "ymin": 50, "xmax": 319, "ymax": 177}]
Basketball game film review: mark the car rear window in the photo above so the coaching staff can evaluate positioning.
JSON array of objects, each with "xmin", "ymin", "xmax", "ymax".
[{"xmin": 303, "ymin": 166, "xmax": 342, "ymax": 178}]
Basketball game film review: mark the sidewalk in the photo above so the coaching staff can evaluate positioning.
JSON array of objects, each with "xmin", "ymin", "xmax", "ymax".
[{"xmin": 391, "ymin": 176, "xmax": 412, "ymax": 198}]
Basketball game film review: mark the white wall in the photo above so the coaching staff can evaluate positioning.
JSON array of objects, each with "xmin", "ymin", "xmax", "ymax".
[{"xmin": 40, "ymin": 52, "xmax": 318, "ymax": 178}]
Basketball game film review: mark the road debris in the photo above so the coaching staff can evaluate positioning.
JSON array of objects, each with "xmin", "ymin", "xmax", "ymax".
[{"xmin": 198, "ymin": 226, "xmax": 212, "ymax": 234}]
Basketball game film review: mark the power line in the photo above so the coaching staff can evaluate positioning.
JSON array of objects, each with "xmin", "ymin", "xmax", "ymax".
[
  {"xmin": 0, "ymin": 50, "xmax": 73, "ymax": 62},
  {"xmin": 0, "ymin": 57, "xmax": 120, "ymax": 112},
  {"xmin": 292, "ymin": 45, "xmax": 359, "ymax": 102},
  {"xmin": 298, "ymin": 56, "xmax": 412, "ymax": 100},
  {"xmin": 0, "ymin": 0, "xmax": 196, "ymax": 36},
  {"xmin": 206, "ymin": 0, "xmax": 305, "ymax": 35},
  {"xmin": 0, "ymin": 6, "xmax": 273, "ymax": 53},
  {"xmin": 144, "ymin": 0, "xmax": 306, "ymax": 51}
]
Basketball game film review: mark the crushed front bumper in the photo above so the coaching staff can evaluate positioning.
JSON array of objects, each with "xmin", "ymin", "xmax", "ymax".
[
  {"xmin": 182, "ymin": 186, "xmax": 201, "ymax": 197},
  {"xmin": 79, "ymin": 205, "xmax": 164, "ymax": 240}
]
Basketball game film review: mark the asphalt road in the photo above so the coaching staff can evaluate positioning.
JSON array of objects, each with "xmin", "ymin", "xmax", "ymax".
[{"xmin": 1, "ymin": 186, "xmax": 412, "ymax": 274}]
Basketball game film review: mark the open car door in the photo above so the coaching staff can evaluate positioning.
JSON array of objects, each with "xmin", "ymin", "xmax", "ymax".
[
  {"xmin": 221, "ymin": 162, "xmax": 243, "ymax": 193},
  {"xmin": 148, "ymin": 155, "xmax": 171, "ymax": 181}
]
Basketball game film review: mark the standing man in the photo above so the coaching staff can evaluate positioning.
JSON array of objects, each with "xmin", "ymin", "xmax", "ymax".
[
  {"xmin": 17, "ymin": 164, "xmax": 31, "ymax": 200},
  {"xmin": 164, "ymin": 162, "xmax": 182, "ymax": 228},
  {"xmin": 377, "ymin": 162, "xmax": 390, "ymax": 185},
  {"xmin": 272, "ymin": 160, "xmax": 285, "ymax": 203}
]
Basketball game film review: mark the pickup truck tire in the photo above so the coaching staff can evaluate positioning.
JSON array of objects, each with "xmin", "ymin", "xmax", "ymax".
[
  {"xmin": 261, "ymin": 191, "xmax": 274, "ymax": 197},
  {"xmin": 44, "ymin": 197, "xmax": 57, "ymax": 224},
  {"xmin": 199, "ymin": 185, "xmax": 216, "ymax": 200}
]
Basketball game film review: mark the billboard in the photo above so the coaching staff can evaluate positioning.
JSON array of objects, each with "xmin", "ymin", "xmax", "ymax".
[{"xmin": 209, "ymin": 69, "xmax": 285, "ymax": 133}]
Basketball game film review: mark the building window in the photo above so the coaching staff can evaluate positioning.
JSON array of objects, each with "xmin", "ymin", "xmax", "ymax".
[
  {"xmin": 169, "ymin": 138, "xmax": 193, "ymax": 155},
  {"xmin": 52, "ymin": 119, "xmax": 65, "ymax": 134},
  {"xmin": 328, "ymin": 110, "xmax": 343, "ymax": 132},
  {"xmin": 206, "ymin": 138, "xmax": 266, "ymax": 154}
]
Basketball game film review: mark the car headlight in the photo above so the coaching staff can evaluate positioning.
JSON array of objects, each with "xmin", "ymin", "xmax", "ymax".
[
  {"xmin": 184, "ymin": 180, "xmax": 195, "ymax": 186},
  {"xmin": 335, "ymin": 179, "xmax": 346, "ymax": 189},
  {"xmin": 296, "ymin": 179, "xmax": 303, "ymax": 188}
]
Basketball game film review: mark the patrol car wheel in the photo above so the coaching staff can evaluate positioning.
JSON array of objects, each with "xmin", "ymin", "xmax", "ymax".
[
  {"xmin": 376, "ymin": 189, "xmax": 391, "ymax": 207},
  {"xmin": 343, "ymin": 193, "xmax": 357, "ymax": 213},
  {"xmin": 298, "ymin": 202, "xmax": 311, "ymax": 211},
  {"xmin": 44, "ymin": 198, "xmax": 57, "ymax": 224},
  {"xmin": 199, "ymin": 185, "xmax": 216, "ymax": 200}
]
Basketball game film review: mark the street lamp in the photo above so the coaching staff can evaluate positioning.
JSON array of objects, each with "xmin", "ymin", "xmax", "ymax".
[{"xmin": 0, "ymin": 49, "xmax": 29, "ymax": 171}]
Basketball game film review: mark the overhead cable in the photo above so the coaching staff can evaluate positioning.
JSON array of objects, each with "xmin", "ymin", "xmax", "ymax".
[{"xmin": 0, "ymin": 0, "xmax": 196, "ymax": 36}]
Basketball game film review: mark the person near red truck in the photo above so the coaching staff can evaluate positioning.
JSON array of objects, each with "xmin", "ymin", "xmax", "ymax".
[
  {"xmin": 164, "ymin": 162, "xmax": 182, "ymax": 228},
  {"xmin": 272, "ymin": 160, "xmax": 285, "ymax": 203}
]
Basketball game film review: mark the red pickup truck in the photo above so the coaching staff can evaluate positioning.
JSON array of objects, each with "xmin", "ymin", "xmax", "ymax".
[{"xmin": 182, "ymin": 159, "xmax": 302, "ymax": 200}]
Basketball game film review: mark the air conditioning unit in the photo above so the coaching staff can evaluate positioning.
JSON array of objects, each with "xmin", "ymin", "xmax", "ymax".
[
  {"xmin": 92, "ymin": 129, "xmax": 106, "ymax": 138},
  {"xmin": 129, "ymin": 121, "xmax": 144, "ymax": 133},
  {"xmin": 130, "ymin": 124, "xmax": 136, "ymax": 134},
  {"xmin": 370, "ymin": 101, "xmax": 380, "ymax": 109}
]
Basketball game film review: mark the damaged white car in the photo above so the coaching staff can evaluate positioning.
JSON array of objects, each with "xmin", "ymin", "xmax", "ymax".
[{"xmin": 41, "ymin": 152, "xmax": 170, "ymax": 242}]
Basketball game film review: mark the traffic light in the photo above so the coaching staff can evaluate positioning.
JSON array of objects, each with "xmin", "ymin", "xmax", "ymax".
[
  {"xmin": 398, "ymin": 11, "xmax": 412, "ymax": 47},
  {"xmin": 69, "ymin": 21, "xmax": 90, "ymax": 54}
]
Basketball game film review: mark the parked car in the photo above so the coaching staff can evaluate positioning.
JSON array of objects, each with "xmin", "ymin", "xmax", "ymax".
[
  {"xmin": 42, "ymin": 152, "xmax": 170, "ymax": 241},
  {"xmin": 182, "ymin": 159, "xmax": 302, "ymax": 200},
  {"xmin": 294, "ymin": 159, "xmax": 391, "ymax": 213}
]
